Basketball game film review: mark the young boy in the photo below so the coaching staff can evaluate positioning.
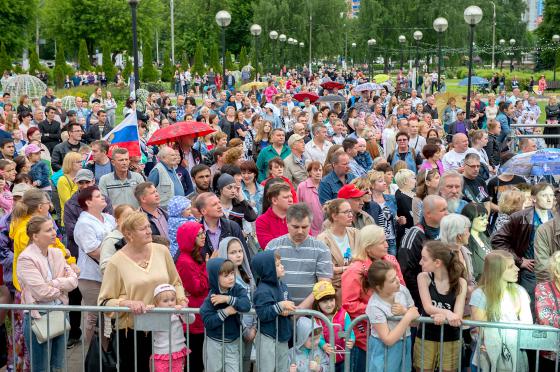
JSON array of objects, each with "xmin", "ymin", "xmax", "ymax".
[
  {"xmin": 200, "ymin": 258, "xmax": 251, "ymax": 372},
  {"xmin": 26, "ymin": 144, "xmax": 50, "ymax": 190},
  {"xmin": 289, "ymin": 317, "xmax": 330, "ymax": 372},
  {"xmin": 252, "ymin": 251, "xmax": 295, "ymax": 372}
]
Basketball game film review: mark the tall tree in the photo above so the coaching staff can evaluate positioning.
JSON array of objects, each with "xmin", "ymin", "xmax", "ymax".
[
  {"xmin": 123, "ymin": 56, "xmax": 133, "ymax": 79},
  {"xmin": 141, "ymin": 42, "xmax": 158, "ymax": 82},
  {"xmin": 77, "ymin": 39, "xmax": 91, "ymax": 70},
  {"xmin": 29, "ymin": 48, "xmax": 41, "ymax": 73},
  {"xmin": 102, "ymin": 45, "xmax": 117, "ymax": 82},
  {"xmin": 192, "ymin": 42, "xmax": 206, "ymax": 76},
  {"xmin": 239, "ymin": 46, "xmax": 249, "ymax": 67},
  {"xmin": 1, "ymin": 0, "xmax": 37, "ymax": 58},
  {"xmin": 161, "ymin": 50, "xmax": 174, "ymax": 82},
  {"xmin": 53, "ymin": 41, "xmax": 67, "ymax": 88},
  {"xmin": 209, "ymin": 44, "xmax": 221, "ymax": 74},
  {"xmin": 0, "ymin": 44, "xmax": 11, "ymax": 73}
]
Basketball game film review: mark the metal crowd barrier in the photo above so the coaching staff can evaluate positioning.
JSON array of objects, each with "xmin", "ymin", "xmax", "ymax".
[
  {"xmin": 343, "ymin": 314, "xmax": 560, "ymax": 372},
  {"xmin": 0, "ymin": 304, "xmax": 336, "ymax": 372}
]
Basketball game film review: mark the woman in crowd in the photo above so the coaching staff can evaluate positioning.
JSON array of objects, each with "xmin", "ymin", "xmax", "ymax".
[
  {"xmin": 24, "ymin": 127, "xmax": 51, "ymax": 163},
  {"xmin": 470, "ymin": 250, "xmax": 532, "ymax": 371},
  {"xmin": 74, "ymin": 186, "xmax": 117, "ymax": 344},
  {"xmin": 254, "ymin": 120, "xmax": 272, "ymax": 155},
  {"xmin": 461, "ymin": 203, "xmax": 492, "ymax": 282},
  {"xmin": 394, "ymin": 169, "xmax": 416, "ymax": 244},
  {"xmin": 412, "ymin": 169, "xmax": 441, "ymax": 225},
  {"xmin": 176, "ymin": 221, "xmax": 209, "ymax": 372},
  {"xmin": 418, "ymin": 143, "xmax": 444, "ymax": 175},
  {"xmin": 296, "ymin": 161, "xmax": 323, "ymax": 237},
  {"xmin": 98, "ymin": 211, "xmax": 187, "ymax": 372},
  {"xmin": 17, "ymin": 215, "xmax": 78, "ymax": 372},
  {"xmin": 16, "ymin": 95, "xmax": 32, "ymax": 116},
  {"xmin": 57, "ymin": 152, "xmax": 82, "ymax": 227},
  {"xmin": 492, "ymin": 188, "xmax": 526, "ymax": 235},
  {"xmin": 318, "ymin": 198, "xmax": 359, "ymax": 300},
  {"xmin": 485, "ymin": 93, "xmax": 499, "ymax": 123},
  {"xmin": 216, "ymin": 173, "xmax": 257, "ymax": 229},
  {"xmin": 322, "ymin": 145, "xmax": 344, "ymax": 176},
  {"xmin": 440, "ymin": 214, "xmax": 476, "ymax": 291},
  {"xmin": 104, "ymin": 91, "xmax": 117, "ymax": 127},
  {"xmin": 342, "ymin": 224, "xmax": 404, "ymax": 371},
  {"xmin": 442, "ymin": 97, "xmax": 458, "ymax": 131},
  {"xmin": 99, "ymin": 204, "xmax": 135, "ymax": 274},
  {"xmin": 382, "ymin": 115, "xmax": 398, "ymax": 157}
]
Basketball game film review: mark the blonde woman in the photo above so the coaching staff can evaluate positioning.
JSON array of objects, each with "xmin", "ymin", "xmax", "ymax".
[
  {"xmin": 255, "ymin": 120, "xmax": 272, "ymax": 153},
  {"xmin": 382, "ymin": 115, "xmax": 397, "ymax": 158},
  {"xmin": 394, "ymin": 169, "xmax": 416, "ymax": 243},
  {"xmin": 57, "ymin": 152, "xmax": 82, "ymax": 226},
  {"xmin": 491, "ymin": 188, "xmax": 526, "ymax": 235},
  {"xmin": 485, "ymin": 93, "xmax": 498, "ymax": 122}
]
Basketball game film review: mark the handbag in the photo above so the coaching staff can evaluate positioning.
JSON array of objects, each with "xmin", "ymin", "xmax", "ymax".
[
  {"xmin": 31, "ymin": 311, "xmax": 70, "ymax": 344},
  {"xmin": 85, "ymin": 330, "xmax": 118, "ymax": 372}
]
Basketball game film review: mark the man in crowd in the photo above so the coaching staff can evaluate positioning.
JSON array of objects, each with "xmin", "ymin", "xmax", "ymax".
[
  {"xmin": 338, "ymin": 184, "xmax": 375, "ymax": 229},
  {"xmin": 304, "ymin": 124, "xmax": 332, "ymax": 165},
  {"xmin": 319, "ymin": 152, "xmax": 354, "ymax": 204},
  {"xmin": 187, "ymin": 164, "xmax": 212, "ymax": 200},
  {"xmin": 462, "ymin": 153, "xmax": 496, "ymax": 211},
  {"xmin": 135, "ymin": 182, "xmax": 169, "ymax": 242},
  {"xmin": 423, "ymin": 95, "xmax": 438, "ymax": 119},
  {"xmin": 148, "ymin": 146, "xmax": 185, "ymax": 209},
  {"xmin": 439, "ymin": 170, "xmax": 468, "ymax": 214},
  {"xmin": 41, "ymin": 87, "xmax": 56, "ymax": 107},
  {"xmin": 442, "ymin": 133, "xmax": 472, "ymax": 172},
  {"xmin": 39, "ymin": 106, "xmax": 62, "ymax": 153},
  {"xmin": 99, "ymin": 148, "xmax": 144, "ymax": 208},
  {"xmin": 407, "ymin": 116, "xmax": 426, "ymax": 154},
  {"xmin": 73, "ymin": 96, "xmax": 90, "ymax": 122},
  {"xmin": 0, "ymin": 139, "xmax": 15, "ymax": 161},
  {"xmin": 85, "ymin": 140, "xmax": 113, "ymax": 184},
  {"xmin": 267, "ymin": 203, "xmax": 333, "ymax": 308},
  {"xmin": 84, "ymin": 109, "xmax": 112, "ymax": 143},
  {"xmin": 52, "ymin": 123, "xmax": 85, "ymax": 172},
  {"xmin": 283, "ymin": 134, "xmax": 307, "ymax": 189},
  {"xmin": 256, "ymin": 128, "xmax": 291, "ymax": 182},
  {"xmin": 256, "ymin": 183, "xmax": 294, "ymax": 249},
  {"xmin": 343, "ymin": 138, "xmax": 367, "ymax": 177},
  {"xmin": 387, "ymin": 132, "xmax": 422, "ymax": 172}
]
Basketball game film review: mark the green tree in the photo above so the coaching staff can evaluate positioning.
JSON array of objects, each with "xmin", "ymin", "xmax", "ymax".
[
  {"xmin": 53, "ymin": 41, "xmax": 67, "ymax": 88},
  {"xmin": 192, "ymin": 42, "xmax": 205, "ymax": 76},
  {"xmin": 225, "ymin": 51, "xmax": 235, "ymax": 70},
  {"xmin": 1, "ymin": 0, "xmax": 37, "ymax": 58},
  {"xmin": 29, "ymin": 48, "xmax": 41, "ymax": 73},
  {"xmin": 239, "ymin": 46, "xmax": 249, "ymax": 68},
  {"xmin": 123, "ymin": 56, "xmax": 133, "ymax": 79},
  {"xmin": 77, "ymin": 39, "xmax": 91, "ymax": 71},
  {"xmin": 0, "ymin": 44, "xmax": 11, "ymax": 73},
  {"xmin": 209, "ymin": 44, "xmax": 221, "ymax": 74},
  {"xmin": 102, "ymin": 46, "xmax": 117, "ymax": 82},
  {"xmin": 141, "ymin": 42, "xmax": 159, "ymax": 81},
  {"xmin": 161, "ymin": 50, "xmax": 174, "ymax": 82},
  {"xmin": 180, "ymin": 52, "xmax": 189, "ymax": 70}
]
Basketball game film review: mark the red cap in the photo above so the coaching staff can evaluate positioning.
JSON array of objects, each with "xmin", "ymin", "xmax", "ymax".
[{"xmin": 337, "ymin": 184, "xmax": 366, "ymax": 199}]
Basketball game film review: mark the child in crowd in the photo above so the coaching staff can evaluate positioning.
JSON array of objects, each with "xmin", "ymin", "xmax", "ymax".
[
  {"xmin": 366, "ymin": 260, "xmax": 418, "ymax": 372},
  {"xmin": 312, "ymin": 281, "xmax": 355, "ymax": 372},
  {"xmin": 218, "ymin": 237, "xmax": 256, "ymax": 371},
  {"xmin": 415, "ymin": 241, "xmax": 467, "ymax": 372},
  {"xmin": 147, "ymin": 284, "xmax": 194, "ymax": 372},
  {"xmin": 354, "ymin": 138, "xmax": 373, "ymax": 171},
  {"xmin": 252, "ymin": 250, "xmax": 294, "ymax": 372},
  {"xmin": 26, "ymin": 144, "xmax": 50, "ymax": 190},
  {"xmin": 11, "ymin": 129, "xmax": 26, "ymax": 153},
  {"xmin": 0, "ymin": 175, "xmax": 12, "ymax": 215},
  {"xmin": 167, "ymin": 196, "xmax": 196, "ymax": 261},
  {"xmin": 289, "ymin": 317, "xmax": 330, "ymax": 372},
  {"xmin": 200, "ymin": 258, "xmax": 251, "ymax": 372}
]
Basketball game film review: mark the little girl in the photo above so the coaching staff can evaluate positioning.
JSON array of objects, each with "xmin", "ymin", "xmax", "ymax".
[
  {"xmin": 415, "ymin": 241, "xmax": 467, "ymax": 372},
  {"xmin": 0, "ymin": 175, "xmax": 12, "ymax": 215},
  {"xmin": 312, "ymin": 281, "xmax": 355, "ymax": 372},
  {"xmin": 366, "ymin": 260, "xmax": 418, "ymax": 372},
  {"xmin": 148, "ymin": 284, "xmax": 194, "ymax": 372},
  {"xmin": 217, "ymin": 237, "xmax": 256, "ymax": 371}
]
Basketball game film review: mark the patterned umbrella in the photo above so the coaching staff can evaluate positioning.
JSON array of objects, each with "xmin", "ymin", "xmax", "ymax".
[{"xmin": 147, "ymin": 121, "xmax": 216, "ymax": 146}]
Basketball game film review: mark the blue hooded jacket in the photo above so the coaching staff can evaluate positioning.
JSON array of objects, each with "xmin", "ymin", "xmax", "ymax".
[
  {"xmin": 200, "ymin": 258, "xmax": 251, "ymax": 342},
  {"xmin": 251, "ymin": 251, "xmax": 292, "ymax": 343}
]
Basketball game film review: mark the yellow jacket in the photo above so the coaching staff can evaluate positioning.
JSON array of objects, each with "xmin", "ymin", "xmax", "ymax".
[
  {"xmin": 10, "ymin": 215, "xmax": 75, "ymax": 291},
  {"xmin": 57, "ymin": 174, "xmax": 78, "ymax": 227}
]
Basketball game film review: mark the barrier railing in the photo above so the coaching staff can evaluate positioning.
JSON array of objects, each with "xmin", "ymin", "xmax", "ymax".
[
  {"xmin": 0, "ymin": 304, "xmax": 336, "ymax": 372},
  {"xmin": 343, "ymin": 314, "xmax": 560, "ymax": 372}
]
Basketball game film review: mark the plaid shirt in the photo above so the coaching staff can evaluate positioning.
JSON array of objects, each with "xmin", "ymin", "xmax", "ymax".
[
  {"xmin": 372, "ymin": 113, "xmax": 386, "ymax": 133},
  {"xmin": 535, "ymin": 281, "xmax": 560, "ymax": 360}
]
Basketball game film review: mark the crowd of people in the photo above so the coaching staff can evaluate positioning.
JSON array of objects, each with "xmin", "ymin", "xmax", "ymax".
[{"xmin": 0, "ymin": 65, "xmax": 559, "ymax": 372}]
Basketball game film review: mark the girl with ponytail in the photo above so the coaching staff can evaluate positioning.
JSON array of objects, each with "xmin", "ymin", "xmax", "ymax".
[{"xmin": 414, "ymin": 241, "xmax": 467, "ymax": 371}]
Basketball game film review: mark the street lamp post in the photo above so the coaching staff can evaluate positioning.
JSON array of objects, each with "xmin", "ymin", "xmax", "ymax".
[
  {"xmin": 509, "ymin": 38, "xmax": 516, "ymax": 71},
  {"xmin": 464, "ymin": 5, "xmax": 483, "ymax": 120},
  {"xmin": 368, "ymin": 39, "xmax": 376, "ymax": 79},
  {"xmin": 499, "ymin": 38, "xmax": 505, "ymax": 70},
  {"xmin": 398, "ymin": 35, "xmax": 406, "ymax": 70},
  {"xmin": 215, "ymin": 10, "xmax": 231, "ymax": 91},
  {"xmin": 293, "ymin": 39, "xmax": 298, "ymax": 68},
  {"xmin": 351, "ymin": 42, "xmax": 356, "ymax": 67},
  {"xmin": 127, "ymin": 0, "xmax": 140, "ymax": 92},
  {"xmin": 287, "ymin": 38, "xmax": 294, "ymax": 68},
  {"xmin": 170, "ymin": 0, "xmax": 175, "ymax": 65},
  {"xmin": 250, "ymin": 24, "xmax": 262, "ymax": 76},
  {"xmin": 269, "ymin": 30, "xmax": 278, "ymax": 73},
  {"xmin": 299, "ymin": 42, "xmax": 305, "ymax": 68},
  {"xmin": 413, "ymin": 30, "xmax": 423, "ymax": 90},
  {"xmin": 553, "ymin": 35, "xmax": 560, "ymax": 83},
  {"xmin": 279, "ymin": 34, "xmax": 287, "ymax": 70},
  {"xmin": 433, "ymin": 17, "xmax": 448, "ymax": 92}
]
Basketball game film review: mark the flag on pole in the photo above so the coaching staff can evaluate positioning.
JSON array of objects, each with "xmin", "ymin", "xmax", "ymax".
[{"xmin": 103, "ymin": 112, "xmax": 141, "ymax": 157}]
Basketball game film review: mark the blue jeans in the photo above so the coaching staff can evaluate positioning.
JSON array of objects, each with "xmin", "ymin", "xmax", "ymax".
[
  {"xmin": 350, "ymin": 347, "xmax": 366, "ymax": 371},
  {"xmin": 368, "ymin": 335, "xmax": 411, "ymax": 372},
  {"xmin": 23, "ymin": 312, "xmax": 66, "ymax": 372},
  {"xmin": 387, "ymin": 238, "xmax": 397, "ymax": 257}
]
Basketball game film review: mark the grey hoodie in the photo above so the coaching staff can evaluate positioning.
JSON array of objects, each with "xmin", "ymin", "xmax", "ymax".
[{"xmin": 289, "ymin": 317, "xmax": 330, "ymax": 371}]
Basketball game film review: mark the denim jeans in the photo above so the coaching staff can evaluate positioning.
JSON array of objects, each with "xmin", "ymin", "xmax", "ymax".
[
  {"xmin": 387, "ymin": 238, "xmax": 397, "ymax": 257},
  {"xmin": 350, "ymin": 346, "xmax": 366, "ymax": 371},
  {"xmin": 23, "ymin": 312, "xmax": 66, "ymax": 372}
]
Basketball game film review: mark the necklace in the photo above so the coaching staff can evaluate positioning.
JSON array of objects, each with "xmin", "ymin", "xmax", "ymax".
[{"xmin": 138, "ymin": 260, "xmax": 149, "ymax": 269}]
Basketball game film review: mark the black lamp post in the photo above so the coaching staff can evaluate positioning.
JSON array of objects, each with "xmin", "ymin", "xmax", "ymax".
[
  {"xmin": 499, "ymin": 38, "xmax": 505, "ymax": 70},
  {"xmin": 299, "ymin": 42, "xmax": 305, "ymax": 68},
  {"xmin": 509, "ymin": 38, "xmax": 516, "ymax": 71},
  {"xmin": 269, "ymin": 30, "xmax": 278, "ymax": 73},
  {"xmin": 464, "ymin": 5, "xmax": 483, "ymax": 120},
  {"xmin": 554, "ymin": 35, "xmax": 560, "ymax": 83},
  {"xmin": 250, "ymin": 24, "xmax": 262, "ymax": 75},
  {"xmin": 279, "ymin": 34, "xmax": 287, "ymax": 70},
  {"xmin": 127, "ymin": 0, "xmax": 140, "ymax": 92},
  {"xmin": 433, "ymin": 17, "xmax": 448, "ymax": 92},
  {"xmin": 398, "ymin": 35, "xmax": 406, "ymax": 70},
  {"xmin": 368, "ymin": 39, "xmax": 376, "ymax": 79},
  {"xmin": 215, "ymin": 10, "xmax": 231, "ymax": 91},
  {"xmin": 413, "ymin": 30, "xmax": 423, "ymax": 89}
]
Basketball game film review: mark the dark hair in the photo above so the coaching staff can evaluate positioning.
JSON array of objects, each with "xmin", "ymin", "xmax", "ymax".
[
  {"xmin": 227, "ymin": 239, "xmax": 251, "ymax": 284},
  {"xmin": 422, "ymin": 144, "xmax": 440, "ymax": 159},
  {"xmin": 240, "ymin": 160, "xmax": 258, "ymax": 178},
  {"xmin": 218, "ymin": 259, "xmax": 236, "ymax": 276},
  {"xmin": 374, "ymin": 161, "xmax": 393, "ymax": 173},
  {"xmin": 14, "ymin": 173, "xmax": 32, "ymax": 185},
  {"xmin": 423, "ymin": 241, "xmax": 465, "ymax": 296},
  {"xmin": 66, "ymin": 123, "xmax": 82, "ymax": 133},
  {"xmin": 191, "ymin": 163, "xmax": 210, "ymax": 178},
  {"xmin": 221, "ymin": 164, "xmax": 241, "ymax": 177},
  {"xmin": 342, "ymin": 138, "xmax": 358, "ymax": 152},
  {"xmin": 531, "ymin": 182, "xmax": 553, "ymax": 196},
  {"xmin": 367, "ymin": 260, "xmax": 395, "ymax": 290},
  {"xmin": 212, "ymin": 146, "xmax": 227, "ymax": 162},
  {"xmin": 268, "ymin": 157, "xmax": 285, "ymax": 170},
  {"xmin": 263, "ymin": 181, "xmax": 291, "ymax": 212},
  {"xmin": 0, "ymin": 138, "xmax": 14, "ymax": 148},
  {"xmin": 14, "ymin": 156, "xmax": 28, "ymax": 174},
  {"xmin": 134, "ymin": 181, "xmax": 156, "ymax": 202},
  {"xmin": 91, "ymin": 140, "xmax": 109, "ymax": 153},
  {"xmin": 461, "ymin": 202, "xmax": 488, "ymax": 222},
  {"xmin": 77, "ymin": 186, "xmax": 100, "ymax": 211},
  {"xmin": 395, "ymin": 131, "xmax": 410, "ymax": 141},
  {"xmin": 286, "ymin": 203, "xmax": 312, "ymax": 223}
]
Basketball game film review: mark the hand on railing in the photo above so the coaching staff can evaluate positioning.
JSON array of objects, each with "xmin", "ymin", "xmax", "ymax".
[
  {"xmin": 391, "ymin": 303, "xmax": 407, "ymax": 316},
  {"xmin": 431, "ymin": 313, "xmax": 446, "ymax": 325},
  {"xmin": 322, "ymin": 343, "xmax": 334, "ymax": 355},
  {"xmin": 279, "ymin": 300, "xmax": 296, "ymax": 316},
  {"xmin": 123, "ymin": 300, "xmax": 148, "ymax": 314},
  {"xmin": 446, "ymin": 311, "xmax": 463, "ymax": 327},
  {"xmin": 210, "ymin": 294, "xmax": 230, "ymax": 305}
]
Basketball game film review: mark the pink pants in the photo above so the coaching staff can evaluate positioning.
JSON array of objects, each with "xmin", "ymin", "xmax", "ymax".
[{"xmin": 151, "ymin": 348, "xmax": 188, "ymax": 372}]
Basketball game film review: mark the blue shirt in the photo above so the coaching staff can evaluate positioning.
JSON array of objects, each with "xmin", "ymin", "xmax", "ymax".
[{"xmin": 318, "ymin": 171, "xmax": 356, "ymax": 204}]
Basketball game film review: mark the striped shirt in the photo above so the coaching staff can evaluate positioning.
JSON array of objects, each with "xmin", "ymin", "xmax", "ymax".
[
  {"xmin": 99, "ymin": 171, "xmax": 144, "ymax": 208},
  {"xmin": 267, "ymin": 235, "xmax": 333, "ymax": 304}
]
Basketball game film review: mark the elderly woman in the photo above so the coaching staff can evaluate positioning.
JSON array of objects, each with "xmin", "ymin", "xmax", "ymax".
[
  {"xmin": 318, "ymin": 199, "xmax": 359, "ymax": 299},
  {"xmin": 17, "ymin": 215, "xmax": 78, "ymax": 372},
  {"xmin": 342, "ymin": 225, "xmax": 404, "ymax": 371},
  {"xmin": 491, "ymin": 188, "xmax": 526, "ymax": 235},
  {"xmin": 411, "ymin": 169, "xmax": 440, "ymax": 225},
  {"xmin": 394, "ymin": 169, "xmax": 416, "ymax": 243},
  {"xmin": 74, "ymin": 186, "xmax": 117, "ymax": 344},
  {"xmin": 57, "ymin": 151, "xmax": 82, "ymax": 226},
  {"xmin": 536, "ymin": 251, "xmax": 560, "ymax": 369},
  {"xmin": 98, "ymin": 211, "xmax": 187, "ymax": 372},
  {"xmin": 296, "ymin": 161, "xmax": 323, "ymax": 236},
  {"xmin": 440, "ymin": 213, "xmax": 476, "ymax": 290}
]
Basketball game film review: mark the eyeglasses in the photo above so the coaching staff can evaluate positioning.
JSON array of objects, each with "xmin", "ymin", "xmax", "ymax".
[
  {"xmin": 338, "ymin": 210, "xmax": 353, "ymax": 215},
  {"xmin": 396, "ymin": 138, "xmax": 408, "ymax": 142},
  {"xmin": 465, "ymin": 163, "xmax": 480, "ymax": 169}
]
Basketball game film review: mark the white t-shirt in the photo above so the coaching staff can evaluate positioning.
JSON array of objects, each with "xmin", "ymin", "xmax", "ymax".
[
  {"xmin": 442, "ymin": 148, "xmax": 477, "ymax": 172},
  {"xmin": 366, "ymin": 285, "xmax": 414, "ymax": 338}
]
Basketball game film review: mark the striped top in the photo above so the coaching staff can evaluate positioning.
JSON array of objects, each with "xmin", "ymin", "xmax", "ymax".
[{"xmin": 267, "ymin": 235, "xmax": 333, "ymax": 304}]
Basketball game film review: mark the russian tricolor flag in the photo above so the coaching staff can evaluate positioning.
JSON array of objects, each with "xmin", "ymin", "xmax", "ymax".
[{"xmin": 103, "ymin": 112, "xmax": 141, "ymax": 157}]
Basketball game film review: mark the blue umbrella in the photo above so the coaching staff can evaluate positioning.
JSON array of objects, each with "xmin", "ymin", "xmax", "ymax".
[
  {"xmin": 499, "ymin": 148, "xmax": 560, "ymax": 176},
  {"xmin": 457, "ymin": 76, "xmax": 489, "ymax": 86}
]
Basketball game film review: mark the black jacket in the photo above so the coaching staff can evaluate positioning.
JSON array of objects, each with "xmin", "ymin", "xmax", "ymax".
[
  {"xmin": 484, "ymin": 133, "xmax": 501, "ymax": 167},
  {"xmin": 201, "ymin": 217, "xmax": 249, "ymax": 260},
  {"xmin": 84, "ymin": 122, "xmax": 113, "ymax": 144},
  {"xmin": 141, "ymin": 207, "xmax": 169, "ymax": 239},
  {"xmin": 38, "ymin": 119, "xmax": 62, "ymax": 153},
  {"xmin": 51, "ymin": 141, "xmax": 85, "ymax": 172}
]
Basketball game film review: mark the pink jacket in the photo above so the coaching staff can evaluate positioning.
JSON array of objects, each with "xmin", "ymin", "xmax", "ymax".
[
  {"xmin": 17, "ymin": 243, "xmax": 78, "ymax": 318},
  {"xmin": 296, "ymin": 178, "xmax": 323, "ymax": 236}
]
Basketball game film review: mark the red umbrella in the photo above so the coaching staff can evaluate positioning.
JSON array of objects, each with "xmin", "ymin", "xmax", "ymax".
[
  {"xmin": 320, "ymin": 81, "xmax": 345, "ymax": 90},
  {"xmin": 293, "ymin": 92, "xmax": 319, "ymax": 103},
  {"xmin": 147, "ymin": 121, "xmax": 216, "ymax": 146}
]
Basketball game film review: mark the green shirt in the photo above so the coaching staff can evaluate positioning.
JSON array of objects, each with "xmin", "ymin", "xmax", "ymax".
[{"xmin": 256, "ymin": 144, "xmax": 291, "ymax": 182}]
